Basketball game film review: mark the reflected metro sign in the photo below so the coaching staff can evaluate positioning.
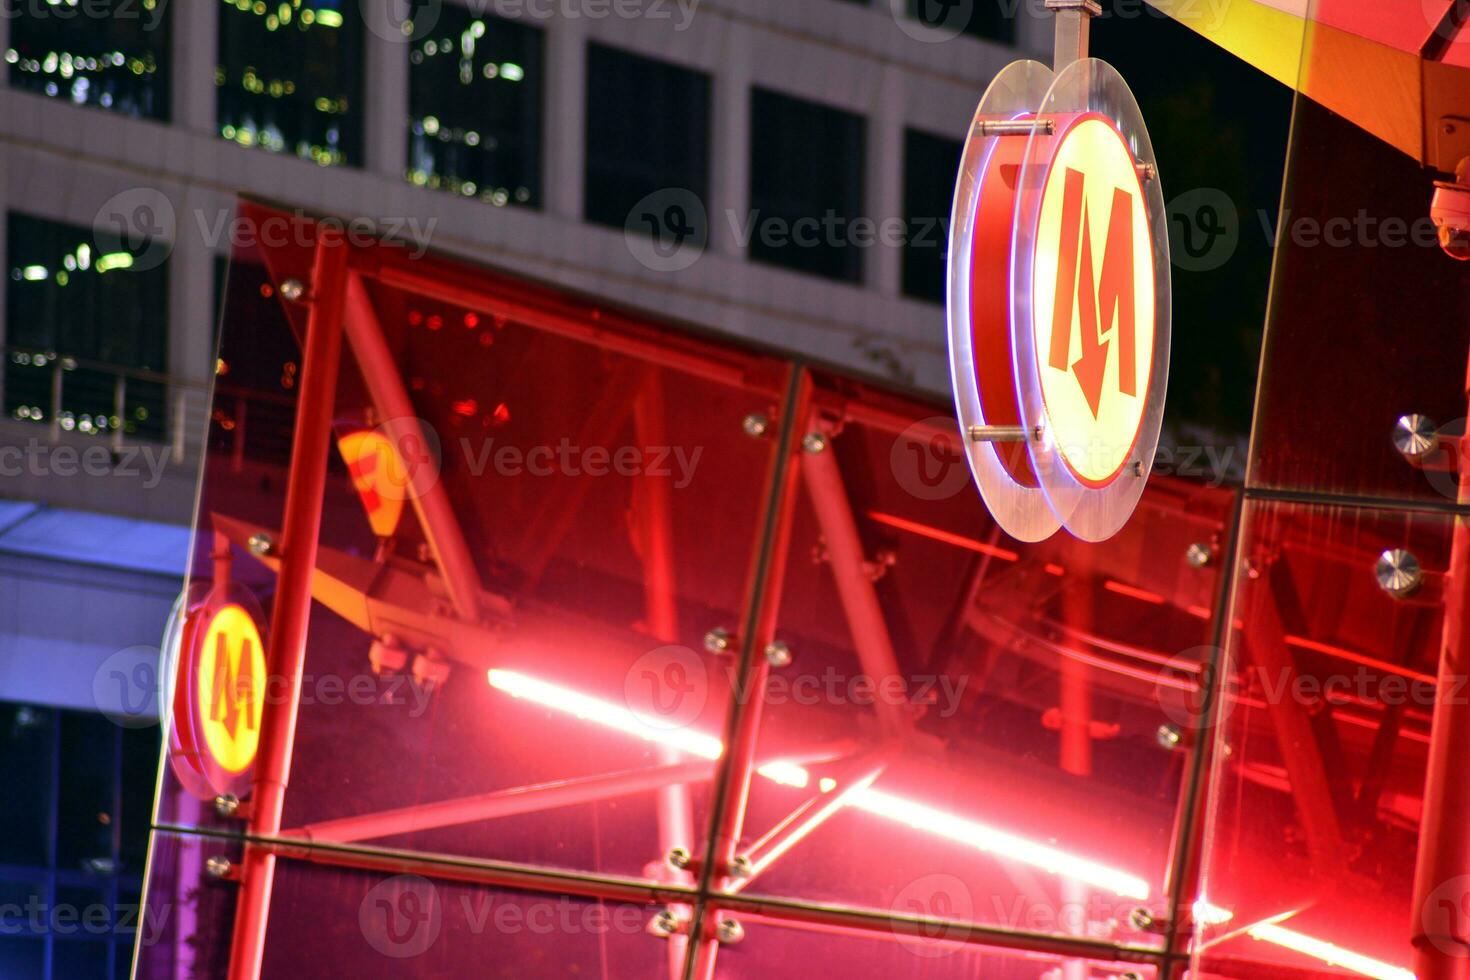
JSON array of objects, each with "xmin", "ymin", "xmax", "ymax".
[
  {"xmin": 948, "ymin": 58, "xmax": 1171, "ymax": 542},
  {"xmin": 166, "ymin": 595, "xmax": 269, "ymax": 801}
]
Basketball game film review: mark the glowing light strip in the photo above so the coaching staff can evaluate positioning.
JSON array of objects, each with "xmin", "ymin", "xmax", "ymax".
[
  {"xmin": 1196, "ymin": 903, "xmax": 1413, "ymax": 980},
  {"xmin": 487, "ymin": 668, "xmax": 1147, "ymax": 898}
]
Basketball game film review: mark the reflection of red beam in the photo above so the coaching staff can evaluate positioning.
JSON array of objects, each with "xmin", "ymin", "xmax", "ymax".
[
  {"xmin": 281, "ymin": 761, "xmax": 715, "ymax": 844},
  {"xmin": 343, "ymin": 273, "xmax": 484, "ymax": 623},
  {"xmin": 1103, "ymin": 580, "xmax": 1166, "ymax": 605},
  {"xmin": 228, "ymin": 238, "xmax": 350, "ymax": 980},
  {"xmin": 1284, "ymin": 635, "xmax": 1436, "ymax": 685},
  {"xmin": 867, "ymin": 510, "xmax": 1020, "ymax": 562}
]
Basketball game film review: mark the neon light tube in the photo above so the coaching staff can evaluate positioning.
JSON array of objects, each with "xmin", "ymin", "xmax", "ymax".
[
  {"xmin": 487, "ymin": 669, "xmax": 1146, "ymax": 897},
  {"xmin": 1196, "ymin": 903, "xmax": 1413, "ymax": 980}
]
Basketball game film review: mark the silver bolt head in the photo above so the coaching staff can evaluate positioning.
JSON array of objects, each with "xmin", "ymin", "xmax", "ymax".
[
  {"xmin": 1393, "ymin": 414, "xmax": 1439, "ymax": 461},
  {"xmin": 764, "ymin": 641, "xmax": 793, "ymax": 668},
  {"xmin": 1185, "ymin": 542, "xmax": 1213, "ymax": 568},
  {"xmin": 204, "ymin": 855, "xmax": 233, "ymax": 879},
  {"xmin": 649, "ymin": 909, "xmax": 680, "ymax": 937},
  {"xmin": 801, "ymin": 432, "xmax": 828, "ymax": 454},
  {"xmin": 1156, "ymin": 724, "xmax": 1182, "ymax": 750},
  {"xmin": 1128, "ymin": 906, "xmax": 1157, "ymax": 932},
  {"xmin": 728, "ymin": 855, "xmax": 753, "ymax": 879},
  {"xmin": 279, "ymin": 279, "xmax": 306, "ymax": 302},
  {"xmin": 741, "ymin": 413, "xmax": 770, "ymax": 438},
  {"xmin": 703, "ymin": 628, "xmax": 732, "ymax": 654},
  {"xmin": 213, "ymin": 793, "xmax": 240, "ymax": 817},
  {"xmin": 667, "ymin": 846, "xmax": 692, "ymax": 871},
  {"xmin": 716, "ymin": 918, "xmax": 745, "ymax": 945},
  {"xmin": 1375, "ymin": 548, "xmax": 1423, "ymax": 599},
  {"xmin": 247, "ymin": 532, "xmax": 275, "ymax": 557}
]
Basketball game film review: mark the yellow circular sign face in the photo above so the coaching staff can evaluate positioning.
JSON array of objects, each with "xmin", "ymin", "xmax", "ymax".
[
  {"xmin": 194, "ymin": 603, "xmax": 267, "ymax": 774},
  {"xmin": 1031, "ymin": 115, "xmax": 1155, "ymax": 487}
]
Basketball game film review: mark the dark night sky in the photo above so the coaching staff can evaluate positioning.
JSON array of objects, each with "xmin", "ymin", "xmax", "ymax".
[{"xmin": 1091, "ymin": 3, "xmax": 1295, "ymax": 447}]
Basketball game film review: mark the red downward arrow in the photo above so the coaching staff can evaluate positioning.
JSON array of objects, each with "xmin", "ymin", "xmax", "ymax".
[{"xmin": 1071, "ymin": 209, "xmax": 1109, "ymax": 418}]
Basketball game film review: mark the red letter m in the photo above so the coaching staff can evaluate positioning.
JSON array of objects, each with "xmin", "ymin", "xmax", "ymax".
[{"xmin": 1046, "ymin": 168, "xmax": 1137, "ymax": 418}]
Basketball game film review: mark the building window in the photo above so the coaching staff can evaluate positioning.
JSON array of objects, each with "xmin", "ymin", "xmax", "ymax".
[
  {"xmin": 4, "ymin": 212, "xmax": 168, "ymax": 441},
  {"xmin": 0, "ymin": 703, "xmax": 156, "ymax": 980},
  {"xmin": 216, "ymin": 0, "xmax": 364, "ymax": 167},
  {"xmin": 584, "ymin": 44, "xmax": 710, "ymax": 233},
  {"xmin": 408, "ymin": 7, "xmax": 543, "ymax": 207},
  {"xmin": 907, "ymin": 0, "xmax": 1017, "ymax": 44},
  {"xmin": 5, "ymin": 0, "xmax": 171, "ymax": 120},
  {"xmin": 749, "ymin": 89, "xmax": 866, "ymax": 283},
  {"xmin": 902, "ymin": 129, "xmax": 962, "ymax": 303}
]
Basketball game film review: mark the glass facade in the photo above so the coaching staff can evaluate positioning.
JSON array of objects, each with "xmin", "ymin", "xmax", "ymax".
[
  {"xmin": 407, "ymin": 7, "xmax": 543, "ymax": 207},
  {"xmin": 4, "ymin": 212, "xmax": 167, "ymax": 441},
  {"xmin": 5, "ymin": 0, "xmax": 171, "ymax": 120},
  {"xmin": 749, "ymin": 89, "xmax": 866, "ymax": 283},
  {"xmin": 584, "ymin": 44, "xmax": 710, "ymax": 233},
  {"xmin": 0, "ymin": 702, "xmax": 157, "ymax": 980},
  {"xmin": 216, "ymin": 0, "xmax": 363, "ymax": 166}
]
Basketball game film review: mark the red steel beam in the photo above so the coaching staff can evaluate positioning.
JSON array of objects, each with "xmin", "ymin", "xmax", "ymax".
[
  {"xmin": 226, "ymin": 234, "xmax": 350, "ymax": 980},
  {"xmin": 280, "ymin": 761, "xmax": 716, "ymax": 845},
  {"xmin": 342, "ymin": 272, "xmax": 484, "ymax": 624}
]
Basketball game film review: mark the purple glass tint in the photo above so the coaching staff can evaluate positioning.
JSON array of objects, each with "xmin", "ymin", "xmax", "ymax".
[
  {"xmin": 1192, "ymin": 499, "xmax": 1448, "ymax": 979},
  {"xmin": 730, "ymin": 370, "xmax": 1237, "ymax": 947}
]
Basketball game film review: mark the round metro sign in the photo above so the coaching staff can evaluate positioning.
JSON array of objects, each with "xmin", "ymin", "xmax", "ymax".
[{"xmin": 948, "ymin": 58, "xmax": 1171, "ymax": 542}]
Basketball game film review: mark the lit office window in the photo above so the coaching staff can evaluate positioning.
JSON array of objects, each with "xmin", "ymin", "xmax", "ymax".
[
  {"xmin": 902, "ymin": 128, "xmax": 962, "ymax": 303},
  {"xmin": 4, "ymin": 213, "xmax": 167, "ymax": 440},
  {"xmin": 584, "ymin": 45, "xmax": 710, "ymax": 231},
  {"xmin": 217, "ymin": 0, "xmax": 363, "ymax": 167},
  {"xmin": 5, "ymin": 0, "xmax": 171, "ymax": 120},
  {"xmin": 407, "ymin": 8, "xmax": 543, "ymax": 207},
  {"xmin": 749, "ymin": 89, "xmax": 866, "ymax": 283},
  {"xmin": 0, "ymin": 703, "xmax": 156, "ymax": 980},
  {"xmin": 907, "ymin": 0, "xmax": 1017, "ymax": 44}
]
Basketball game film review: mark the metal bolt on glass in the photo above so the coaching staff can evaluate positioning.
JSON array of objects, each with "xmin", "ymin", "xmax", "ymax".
[
  {"xmin": 801, "ymin": 431, "xmax": 828, "ymax": 454},
  {"xmin": 728, "ymin": 855, "xmax": 753, "ymax": 879},
  {"xmin": 1186, "ymin": 542, "xmax": 1213, "ymax": 568},
  {"xmin": 1156, "ymin": 724, "xmax": 1183, "ymax": 750},
  {"xmin": 247, "ymin": 532, "xmax": 275, "ymax": 557},
  {"xmin": 667, "ymin": 846, "xmax": 693, "ymax": 871},
  {"xmin": 715, "ymin": 918, "xmax": 745, "ymax": 945},
  {"xmin": 213, "ymin": 793, "xmax": 241, "ymax": 818},
  {"xmin": 1375, "ymin": 548, "xmax": 1423, "ymax": 599},
  {"xmin": 648, "ymin": 909, "xmax": 682, "ymax": 938},
  {"xmin": 1393, "ymin": 413, "xmax": 1439, "ymax": 461},
  {"xmin": 279, "ymin": 279, "xmax": 306, "ymax": 302},
  {"xmin": 703, "ymin": 627, "xmax": 733, "ymax": 654},
  {"xmin": 205, "ymin": 855, "xmax": 233, "ymax": 879},
  {"xmin": 741, "ymin": 413, "xmax": 770, "ymax": 438},
  {"xmin": 764, "ymin": 641, "xmax": 793, "ymax": 668}
]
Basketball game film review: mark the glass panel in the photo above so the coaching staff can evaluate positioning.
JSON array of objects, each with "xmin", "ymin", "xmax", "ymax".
[
  {"xmin": 155, "ymin": 204, "xmax": 791, "ymax": 887},
  {"xmin": 901, "ymin": 128, "xmax": 961, "ymax": 304},
  {"xmin": 0, "ymin": 703, "xmax": 56, "ymax": 867},
  {"xmin": 1247, "ymin": 94, "xmax": 1470, "ymax": 502},
  {"xmin": 216, "ymin": 0, "xmax": 364, "ymax": 166},
  {"xmin": 407, "ymin": 7, "xmax": 543, "ymax": 207},
  {"xmin": 748, "ymin": 89, "xmax": 865, "ymax": 283},
  {"xmin": 731, "ymin": 371, "xmax": 1236, "ymax": 949},
  {"xmin": 584, "ymin": 43, "xmax": 710, "ymax": 232},
  {"xmin": 6, "ymin": 0, "xmax": 171, "ymax": 120},
  {"xmin": 4, "ymin": 212, "xmax": 168, "ymax": 441},
  {"xmin": 134, "ymin": 831, "xmax": 673, "ymax": 979},
  {"xmin": 1193, "ymin": 499, "xmax": 1444, "ymax": 979},
  {"xmin": 708, "ymin": 915, "xmax": 1159, "ymax": 979}
]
